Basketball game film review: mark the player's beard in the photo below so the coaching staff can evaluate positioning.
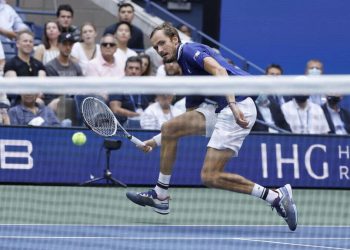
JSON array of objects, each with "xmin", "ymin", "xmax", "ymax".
[{"xmin": 163, "ymin": 55, "xmax": 177, "ymax": 63}]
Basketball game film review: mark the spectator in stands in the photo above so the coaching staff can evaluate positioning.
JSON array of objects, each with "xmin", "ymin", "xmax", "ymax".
[
  {"xmin": 141, "ymin": 94, "xmax": 184, "ymax": 130},
  {"xmin": 4, "ymin": 30, "xmax": 46, "ymax": 77},
  {"xmin": 104, "ymin": 2, "xmax": 144, "ymax": 50},
  {"xmin": 0, "ymin": 0, "xmax": 28, "ymax": 43},
  {"xmin": 145, "ymin": 46, "xmax": 163, "ymax": 75},
  {"xmin": 139, "ymin": 52, "xmax": 152, "ymax": 76},
  {"xmin": 114, "ymin": 21, "xmax": 137, "ymax": 70},
  {"xmin": 45, "ymin": 32, "xmax": 82, "ymax": 114},
  {"xmin": 281, "ymin": 95, "xmax": 329, "ymax": 134},
  {"xmin": 177, "ymin": 24, "xmax": 192, "ymax": 38},
  {"xmin": 252, "ymin": 64, "xmax": 291, "ymax": 133},
  {"xmin": 109, "ymin": 56, "xmax": 150, "ymax": 128},
  {"xmin": 56, "ymin": 4, "xmax": 80, "ymax": 42},
  {"xmin": 305, "ymin": 59, "xmax": 326, "ymax": 105},
  {"xmin": 0, "ymin": 40, "xmax": 4, "ymax": 75},
  {"xmin": 322, "ymin": 95, "xmax": 350, "ymax": 134},
  {"xmin": 265, "ymin": 64, "xmax": 290, "ymax": 106},
  {"xmin": 45, "ymin": 33, "xmax": 83, "ymax": 77},
  {"xmin": 8, "ymin": 93, "xmax": 60, "ymax": 127},
  {"xmin": 164, "ymin": 59, "xmax": 182, "ymax": 76},
  {"xmin": 85, "ymin": 34, "xmax": 124, "ymax": 77},
  {"xmin": 71, "ymin": 22, "xmax": 100, "ymax": 75},
  {"xmin": 0, "ymin": 106, "xmax": 10, "ymax": 125},
  {"xmin": 34, "ymin": 20, "xmax": 60, "ymax": 65},
  {"xmin": 252, "ymin": 94, "xmax": 291, "ymax": 133}
]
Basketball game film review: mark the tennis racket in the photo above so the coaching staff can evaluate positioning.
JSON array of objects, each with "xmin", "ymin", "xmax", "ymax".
[{"xmin": 81, "ymin": 97, "xmax": 146, "ymax": 147}]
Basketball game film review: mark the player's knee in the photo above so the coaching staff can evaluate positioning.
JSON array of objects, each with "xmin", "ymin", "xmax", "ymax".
[{"xmin": 161, "ymin": 121, "xmax": 178, "ymax": 138}]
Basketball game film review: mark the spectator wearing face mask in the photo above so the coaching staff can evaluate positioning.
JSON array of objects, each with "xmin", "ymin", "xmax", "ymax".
[
  {"xmin": 321, "ymin": 95, "xmax": 350, "ymax": 135},
  {"xmin": 305, "ymin": 59, "xmax": 326, "ymax": 105},
  {"xmin": 281, "ymin": 95, "xmax": 329, "ymax": 134}
]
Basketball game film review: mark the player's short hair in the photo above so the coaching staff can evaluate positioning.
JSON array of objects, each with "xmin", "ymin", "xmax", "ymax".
[
  {"xmin": 16, "ymin": 30, "xmax": 34, "ymax": 41},
  {"xmin": 118, "ymin": 2, "xmax": 134, "ymax": 12},
  {"xmin": 265, "ymin": 64, "xmax": 284, "ymax": 75},
  {"xmin": 150, "ymin": 22, "xmax": 181, "ymax": 43},
  {"xmin": 56, "ymin": 4, "xmax": 74, "ymax": 17}
]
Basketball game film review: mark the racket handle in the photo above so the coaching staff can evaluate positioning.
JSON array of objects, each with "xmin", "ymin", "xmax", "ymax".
[{"xmin": 130, "ymin": 136, "xmax": 146, "ymax": 147}]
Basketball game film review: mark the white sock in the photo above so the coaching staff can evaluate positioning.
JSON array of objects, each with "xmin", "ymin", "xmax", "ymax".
[
  {"xmin": 154, "ymin": 173, "xmax": 171, "ymax": 199},
  {"xmin": 251, "ymin": 183, "xmax": 279, "ymax": 204}
]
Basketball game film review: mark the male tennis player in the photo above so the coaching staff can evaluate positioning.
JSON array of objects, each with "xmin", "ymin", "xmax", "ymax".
[{"xmin": 126, "ymin": 23, "xmax": 297, "ymax": 231}]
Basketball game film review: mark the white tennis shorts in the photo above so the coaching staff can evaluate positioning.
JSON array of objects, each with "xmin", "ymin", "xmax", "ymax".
[
  {"xmin": 195, "ymin": 103, "xmax": 218, "ymax": 137},
  {"xmin": 207, "ymin": 97, "xmax": 257, "ymax": 157}
]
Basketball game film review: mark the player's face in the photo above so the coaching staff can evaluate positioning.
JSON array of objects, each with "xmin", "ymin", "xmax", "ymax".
[{"xmin": 151, "ymin": 30, "xmax": 178, "ymax": 63}]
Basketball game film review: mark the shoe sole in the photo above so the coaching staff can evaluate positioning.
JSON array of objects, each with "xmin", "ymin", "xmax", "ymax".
[
  {"xmin": 126, "ymin": 192, "xmax": 170, "ymax": 215},
  {"xmin": 283, "ymin": 184, "xmax": 298, "ymax": 231}
]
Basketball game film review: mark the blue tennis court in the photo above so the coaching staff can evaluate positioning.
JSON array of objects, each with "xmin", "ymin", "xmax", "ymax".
[
  {"xmin": 0, "ymin": 186, "xmax": 349, "ymax": 249},
  {"xmin": 0, "ymin": 225, "xmax": 349, "ymax": 249}
]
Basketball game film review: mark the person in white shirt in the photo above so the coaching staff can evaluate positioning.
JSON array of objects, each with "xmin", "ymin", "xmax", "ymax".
[
  {"xmin": 281, "ymin": 95, "xmax": 330, "ymax": 134},
  {"xmin": 0, "ymin": 0, "xmax": 28, "ymax": 42},
  {"xmin": 305, "ymin": 59, "xmax": 327, "ymax": 105},
  {"xmin": 34, "ymin": 20, "xmax": 60, "ymax": 65},
  {"xmin": 71, "ymin": 22, "xmax": 100, "ymax": 75},
  {"xmin": 85, "ymin": 34, "xmax": 123, "ymax": 77},
  {"xmin": 113, "ymin": 21, "xmax": 137, "ymax": 70},
  {"xmin": 0, "ymin": 40, "xmax": 4, "ymax": 74},
  {"xmin": 141, "ymin": 94, "xmax": 184, "ymax": 130}
]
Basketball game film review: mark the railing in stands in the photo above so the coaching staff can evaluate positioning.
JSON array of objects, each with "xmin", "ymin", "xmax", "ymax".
[
  {"xmin": 142, "ymin": 0, "xmax": 265, "ymax": 74},
  {"xmin": 10, "ymin": 0, "xmax": 264, "ymax": 74}
]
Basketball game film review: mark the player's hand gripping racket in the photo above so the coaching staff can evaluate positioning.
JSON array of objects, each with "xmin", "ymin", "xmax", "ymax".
[{"xmin": 81, "ymin": 97, "xmax": 146, "ymax": 147}]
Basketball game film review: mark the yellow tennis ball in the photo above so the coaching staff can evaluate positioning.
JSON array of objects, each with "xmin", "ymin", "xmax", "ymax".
[{"xmin": 72, "ymin": 132, "xmax": 87, "ymax": 146}]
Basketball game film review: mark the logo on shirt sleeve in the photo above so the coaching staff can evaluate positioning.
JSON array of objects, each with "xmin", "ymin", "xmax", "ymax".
[{"xmin": 193, "ymin": 51, "xmax": 201, "ymax": 60}]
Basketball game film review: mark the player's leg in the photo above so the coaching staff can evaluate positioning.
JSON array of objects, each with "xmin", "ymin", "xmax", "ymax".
[
  {"xmin": 202, "ymin": 97, "xmax": 297, "ymax": 230},
  {"xmin": 159, "ymin": 110, "xmax": 206, "ymax": 175},
  {"xmin": 126, "ymin": 110, "xmax": 208, "ymax": 214},
  {"xmin": 200, "ymin": 147, "xmax": 255, "ymax": 193}
]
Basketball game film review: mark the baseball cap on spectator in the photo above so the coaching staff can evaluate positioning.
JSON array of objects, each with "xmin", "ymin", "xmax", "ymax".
[{"xmin": 58, "ymin": 33, "xmax": 76, "ymax": 43}]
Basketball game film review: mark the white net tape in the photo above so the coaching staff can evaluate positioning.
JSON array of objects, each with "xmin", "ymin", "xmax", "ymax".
[{"xmin": 1, "ymin": 75, "xmax": 350, "ymax": 95}]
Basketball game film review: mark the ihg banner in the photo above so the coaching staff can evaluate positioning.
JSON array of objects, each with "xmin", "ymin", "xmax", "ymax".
[{"xmin": 0, "ymin": 126, "xmax": 348, "ymax": 188}]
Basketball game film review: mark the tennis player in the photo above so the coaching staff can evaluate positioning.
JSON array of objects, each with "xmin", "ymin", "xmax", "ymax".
[{"xmin": 126, "ymin": 23, "xmax": 297, "ymax": 231}]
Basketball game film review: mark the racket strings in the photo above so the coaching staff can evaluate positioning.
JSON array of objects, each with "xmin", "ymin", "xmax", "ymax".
[{"xmin": 82, "ymin": 98, "xmax": 117, "ymax": 137}]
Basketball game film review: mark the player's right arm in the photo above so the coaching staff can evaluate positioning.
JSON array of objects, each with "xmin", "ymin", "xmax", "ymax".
[{"xmin": 203, "ymin": 57, "xmax": 249, "ymax": 128}]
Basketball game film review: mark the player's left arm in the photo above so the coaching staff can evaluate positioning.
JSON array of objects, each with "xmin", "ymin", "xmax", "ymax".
[{"xmin": 203, "ymin": 57, "xmax": 249, "ymax": 128}]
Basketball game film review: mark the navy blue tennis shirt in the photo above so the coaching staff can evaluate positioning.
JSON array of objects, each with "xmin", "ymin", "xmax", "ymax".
[{"xmin": 177, "ymin": 42, "xmax": 249, "ymax": 112}]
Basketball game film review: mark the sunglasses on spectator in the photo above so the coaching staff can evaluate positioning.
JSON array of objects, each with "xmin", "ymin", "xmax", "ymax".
[{"xmin": 101, "ymin": 42, "xmax": 116, "ymax": 47}]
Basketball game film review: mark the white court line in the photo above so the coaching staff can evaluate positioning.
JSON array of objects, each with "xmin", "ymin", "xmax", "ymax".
[
  {"xmin": 0, "ymin": 237, "xmax": 348, "ymax": 240},
  {"xmin": 0, "ymin": 236, "xmax": 348, "ymax": 250},
  {"xmin": 239, "ymin": 238, "xmax": 350, "ymax": 250}
]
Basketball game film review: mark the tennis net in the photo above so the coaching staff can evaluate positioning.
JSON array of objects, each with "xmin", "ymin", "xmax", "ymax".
[{"xmin": 0, "ymin": 75, "xmax": 349, "ymax": 250}]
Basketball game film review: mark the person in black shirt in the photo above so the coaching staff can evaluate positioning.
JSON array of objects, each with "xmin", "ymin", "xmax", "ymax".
[
  {"xmin": 4, "ymin": 30, "xmax": 46, "ymax": 77},
  {"xmin": 104, "ymin": 2, "xmax": 144, "ymax": 50}
]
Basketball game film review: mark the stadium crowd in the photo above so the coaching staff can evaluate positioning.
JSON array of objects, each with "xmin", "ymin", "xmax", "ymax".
[{"xmin": 0, "ymin": 1, "xmax": 349, "ymax": 134}]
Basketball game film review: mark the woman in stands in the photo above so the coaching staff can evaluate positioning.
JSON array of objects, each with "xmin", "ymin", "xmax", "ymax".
[
  {"xmin": 139, "ymin": 52, "xmax": 152, "ymax": 76},
  {"xmin": 71, "ymin": 22, "xmax": 100, "ymax": 75},
  {"xmin": 113, "ymin": 21, "xmax": 137, "ymax": 69},
  {"xmin": 34, "ymin": 20, "xmax": 60, "ymax": 65}
]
